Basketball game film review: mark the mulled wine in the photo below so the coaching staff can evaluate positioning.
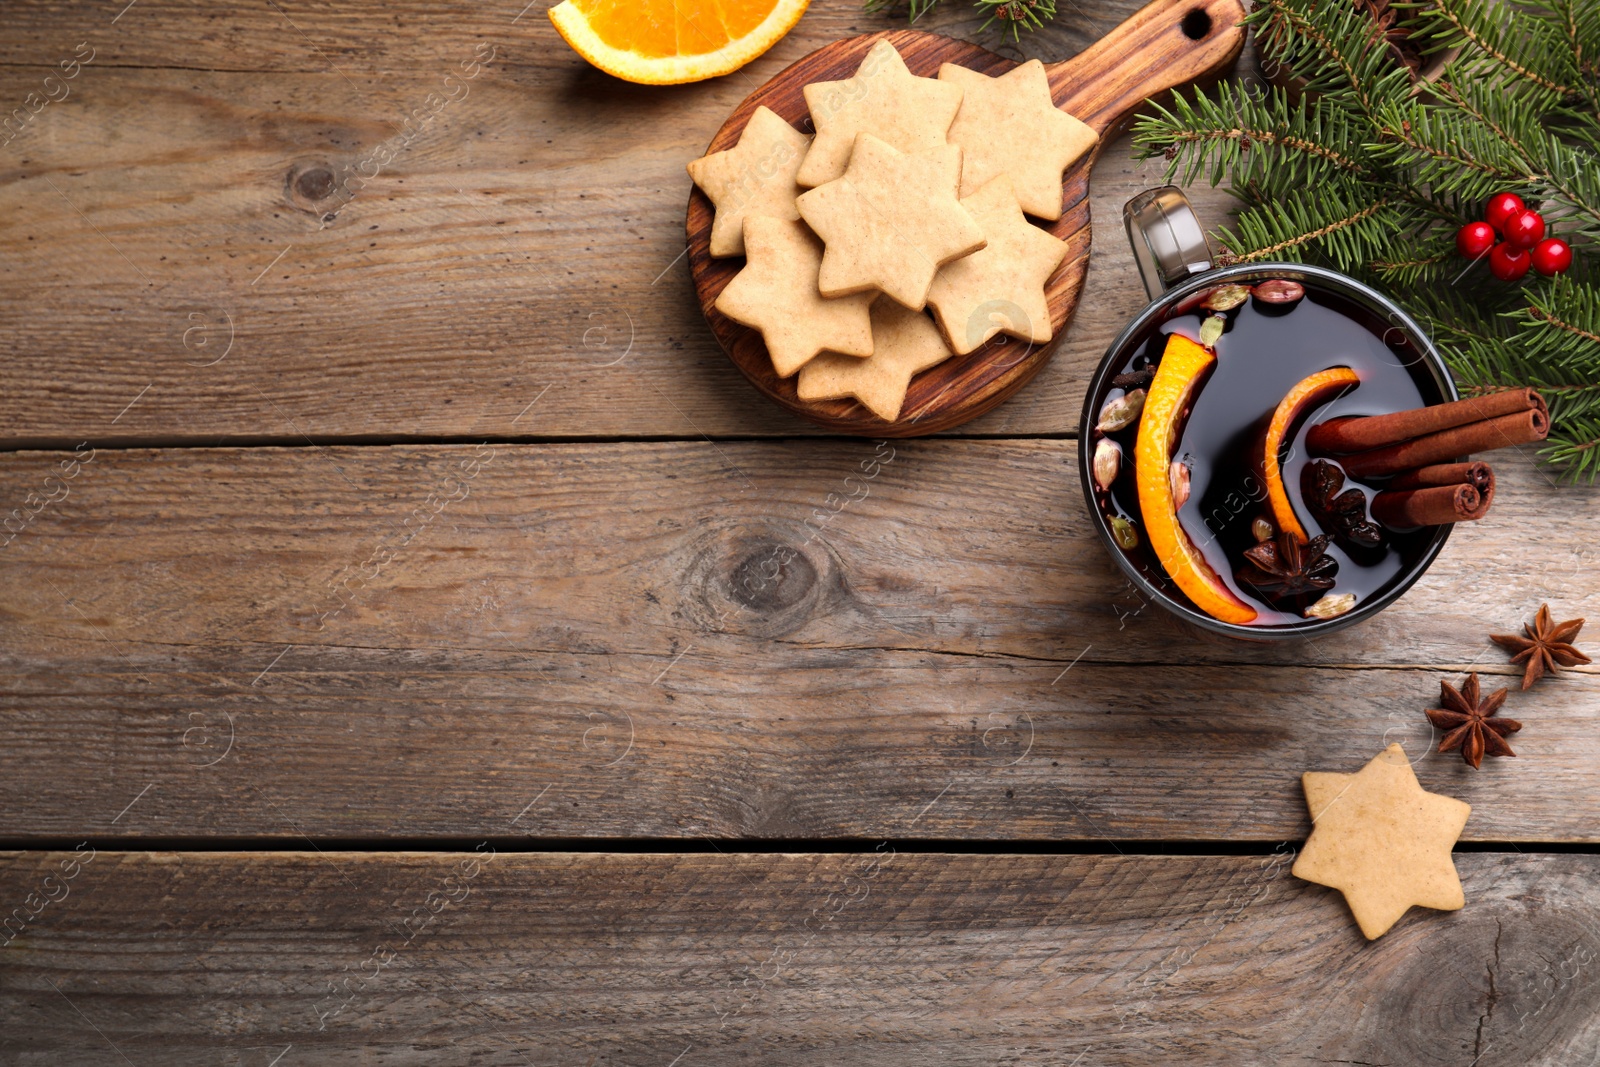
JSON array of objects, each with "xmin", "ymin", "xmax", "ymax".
[{"xmin": 1086, "ymin": 272, "xmax": 1455, "ymax": 631}]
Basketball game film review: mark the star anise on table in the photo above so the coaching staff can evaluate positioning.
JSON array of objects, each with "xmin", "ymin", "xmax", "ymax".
[
  {"xmin": 1236, "ymin": 531, "xmax": 1337, "ymax": 596},
  {"xmin": 1491, "ymin": 604, "xmax": 1591, "ymax": 690},
  {"xmin": 1301, "ymin": 460, "xmax": 1384, "ymax": 549},
  {"xmin": 1426, "ymin": 673, "xmax": 1520, "ymax": 769}
]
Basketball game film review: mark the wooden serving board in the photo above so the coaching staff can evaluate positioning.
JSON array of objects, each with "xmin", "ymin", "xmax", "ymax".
[{"xmin": 687, "ymin": 0, "xmax": 1247, "ymax": 436}]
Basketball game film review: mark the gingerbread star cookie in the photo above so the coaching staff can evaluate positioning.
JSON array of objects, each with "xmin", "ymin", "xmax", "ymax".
[
  {"xmin": 938, "ymin": 60, "xmax": 1098, "ymax": 220},
  {"xmin": 715, "ymin": 217, "xmax": 875, "ymax": 378},
  {"xmin": 796, "ymin": 134, "xmax": 986, "ymax": 310},
  {"xmin": 927, "ymin": 176, "xmax": 1069, "ymax": 355},
  {"xmin": 1292, "ymin": 743, "xmax": 1471, "ymax": 940},
  {"xmin": 798, "ymin": 39, "xmax": 964, "ymax": 188},
  {"xmin": 797, "ymin": 300, "xmax": 952, "ymax": 421},
  {"xmin": 687, "ymin": 106, "xmax": 811, "ymax": 258}
]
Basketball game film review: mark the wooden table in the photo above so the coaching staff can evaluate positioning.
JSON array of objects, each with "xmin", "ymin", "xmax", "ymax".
[{"xmin": 3, "ymin": 0, "xmax": 1598, "ymax": 1062}]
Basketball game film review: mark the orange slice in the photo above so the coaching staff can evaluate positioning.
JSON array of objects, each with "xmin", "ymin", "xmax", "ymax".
[
  {"xmin": 1135, "ymin": 334, "xmax": 1258, "ymax": 626},
  {"xmin": 549, "ymin": 0, "xmax": 810, "ymax": 85},
  {"xmin": 1263, "ymin": 367, "xmax": 1361, "ymax": 543}
]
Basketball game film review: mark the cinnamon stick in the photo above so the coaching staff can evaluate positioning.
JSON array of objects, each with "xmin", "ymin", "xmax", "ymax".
[
  {"xmin": 1335, "ymin": 409, "xmax": 1548, "ymax": 480},
  {"xmin": 1388, "ymin": 461, "xmax": 1495, "ymax": 496},
  {"xmin": 1307, "ymin": 388, "xmax": 1546, "ymax": 455},
  {"xmin": 1371, "ymin": 483, "xmax": 1488, "ymax": 527}
]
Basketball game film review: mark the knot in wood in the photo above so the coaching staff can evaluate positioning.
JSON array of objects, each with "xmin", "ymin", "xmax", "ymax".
[
  {"xmin": 1347, "ymin": 909, "xmax": 1600, "ymax": 1063},
  {"xmin": 286, "ymin": 161, "xmax": 339, "ymax": 215},
  {"xmin": 295, "ymin": 166, "xmax": 335, "ymax": 201},
  {"xmin": 727, "ymin": 538, "xmax": 816, "ymax": 612},
  {"xmin": 680, "ymin": 524, "xmax": 838, "ymax": 638}
]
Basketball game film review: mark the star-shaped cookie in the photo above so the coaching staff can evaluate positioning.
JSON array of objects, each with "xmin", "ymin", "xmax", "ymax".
[
  {"xmin": 939, "ymin": 60, "xmax": 1098, "ymax": 221},
  {"xmin": 715, "ymin": 217, "xmax": 875, "ymax": 378},
  {"xmin": 687, "ymin": 106, "xmax": 811, "ymax": 258},
  {"xmin": 797, "ymin": 300, "xmax": 952, "ymax": 422},
  {"xmin": 798, "ymin": 39, "xmax": 964, "ymax": 188},
  {"xmin": 927, "ymin": 176, "xmax": 1069, "ymax": 355},
  {"xmin": 1292, "ymin": 743, "xmax": 1471, "ymax": 940},
  {"xmin": 796, "ymin": 134, "xmax": 986, "ymax": 310}
]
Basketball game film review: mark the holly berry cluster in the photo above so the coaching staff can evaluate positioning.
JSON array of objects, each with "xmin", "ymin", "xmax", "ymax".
[{"xmin": 1456, "ymin": 192, "xmax": 1573, "ymax": 282}]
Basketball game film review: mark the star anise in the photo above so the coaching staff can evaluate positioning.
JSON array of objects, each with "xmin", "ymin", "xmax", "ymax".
[
  {"xmin": 1301, "ymin": 460, "xmax": 1384, "ymax": 549},
  {"xmin": 1236, "ymin": 531, "xmax": 1337, "ymax": 596},
  {"xmin": 1426, "ymin": 673, "xmax": 1520, "ymax": 769},
  {"xmin": 1491, "ymin": 604, "xmax": 1591, "ymax": 689}
]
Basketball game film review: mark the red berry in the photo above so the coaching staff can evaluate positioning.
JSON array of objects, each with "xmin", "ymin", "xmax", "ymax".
[
  {"xmin": 1502, "ymin": 209, "xmax": 1545, "ymax": 249},
  {"xmin": 1456, "ymin": 220, "xmax": 1496, "ymax": 259},
  {"xmin": 1489, "ymin": 242, "xmax": 1531, "ymax": 281},
  {"xmin": 1531, "ymin": 237, "xmax": 1573, "ymax": 276},
  {"xmin": 1485, "ymin": 192, "xmax": 1525, "ymax": 234}
]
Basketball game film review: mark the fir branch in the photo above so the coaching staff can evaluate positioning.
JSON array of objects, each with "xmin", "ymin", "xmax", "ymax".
[
  {"xmin": 1163, "ymin": 126, "xmax": 1366, "ymax": 172},
  {"xmin": 1122, "ymin": 0, "xmax": 1600, "ymax": 477},
  {"xmin": 1530, "ymin": 131, "xmax": 1600, "ymax": 233},
  {"xmin": 1227, "ymin": 198, "xmax": 1393, "ymax": 262},
  {"xmin": 1370, "ymin": 247, "xmax": 1454, "ymax": 287},
  {"xmin": 1415, "ymin": 0, "xmax": 1577, "ymax": 96},
  {"xmin": 1250, "ymin": 0, "xmax": 1399, "ymax": 113},
  {"xmin": 1526, "ymin": 305, "xmax": 1600, "ymax": 348},
  {"xmin": 1379, "ymin": 112, "xmax": 1515, "ymax": 184},
  {"xmin": 1371, "ymin": 251, "xmax": 1452, "ymax": 271},
  {"xmin": 1428, "ymin": 78, "xmax": 1542, "ymax": 164},
  {"xmin": 862, "ymin": 0, "xmax": 944, "ymax": 21},
  {"xmin": 1541, "ymin": 417, "xmax": 1600, "ymax": 480},
  {"xmin": 1132, "ymin": 85, "xmax": 1376, "ymax": 193},
  {"xmin": 1533, "ymin": 0, "xmax": 1600, "ymax": 111},
  {"xmin": 977, "ymin": 0, "xmax": 1056, "ymax": 39},
  {"xmin": 1538, "ymin": 0, "xmax": 1600, "ymax": 73},
  {"xmin": 1424, "ymin": 78, "xmax": 1600, "ymax": 230},
  {"xmin": 863, "ymin": 0, "xmax": 1056, "ymax": 34},
  {"xmin": 1464, "ymin": 381, "xmax": 1600, "ymax": 395},
  {"xmin": 1520, "ymin": 277, "xmax": 1600, "ymax": 380}
]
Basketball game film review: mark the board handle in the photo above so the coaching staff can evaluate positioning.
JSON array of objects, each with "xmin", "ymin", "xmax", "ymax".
[{"xmin": 1047, "ymin": 0, "xmax": 1247, "ymax": 137}]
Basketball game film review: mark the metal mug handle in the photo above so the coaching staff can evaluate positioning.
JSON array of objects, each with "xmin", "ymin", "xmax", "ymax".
[{"xmin": 1123, "ymin": 186, "xmax": 1214, "ymax": 300}]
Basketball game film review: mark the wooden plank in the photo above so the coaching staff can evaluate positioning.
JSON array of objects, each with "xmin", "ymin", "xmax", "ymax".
[
  {"xmin": 3, "ymin": 850, "xmax": 1598, "ymax": 1064},
  {"xmin": 2, "ymin": 441, "xmax": 1595, "ymax": 840},
  {"xmin": 2, "ymin": 439, "xmax": 1590, "ymax": 668},
  {"xmin": 0, "ymin": 0, "xmax": 1242, "ymax": 445}
]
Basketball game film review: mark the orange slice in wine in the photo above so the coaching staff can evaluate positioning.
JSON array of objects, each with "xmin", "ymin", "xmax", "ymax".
[
  {"xmin": 1263, "ymin": 367, "xmax": 1361, "ymax": 543},
  {"xmin": 1135, "ymin": 333, "xmax": 1258, "ymax": 626}
]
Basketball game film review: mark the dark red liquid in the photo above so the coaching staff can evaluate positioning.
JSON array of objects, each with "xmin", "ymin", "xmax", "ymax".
[{"xmin": 1092, "ymin": 284, "xmax": 1442, "ymax": 628}]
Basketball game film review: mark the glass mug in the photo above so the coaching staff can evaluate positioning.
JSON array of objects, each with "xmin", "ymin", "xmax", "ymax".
[{"xmin": 1078, "ymin": 187, "xmax": 1459, "ymax": 641}]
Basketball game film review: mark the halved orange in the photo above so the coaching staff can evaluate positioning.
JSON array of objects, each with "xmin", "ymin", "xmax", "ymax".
[
  {"xmin": 549, "ymin": 0, "xmax": 810, "ymax": 85},
  {"xmin": 1263, "ymin": 367, "xmax": 1361, "ymax": 543},
  {"xmin": 1135, "ymin": 334, "xmax": 1258, "ymax": 626}
]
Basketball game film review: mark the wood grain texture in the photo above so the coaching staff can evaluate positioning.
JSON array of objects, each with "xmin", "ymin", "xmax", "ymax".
[
  {"xmin": 3, "ymin": 850, "xmax": 1599, "ymax": 1065},
  {"xmin": 0, "ymin": 0, "xmax": 1248, "ymax": 445},
  {"xmin": 686, "ymin": 0, "xmax": 1245, "ymax": 435},
  {"xmin": 6, "ymin": 6, "xmax": 1593, "ymax": 1060},
  {"xmin": 2, "ymin": 441, "xmax": 1595, "ymax": 840}
]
